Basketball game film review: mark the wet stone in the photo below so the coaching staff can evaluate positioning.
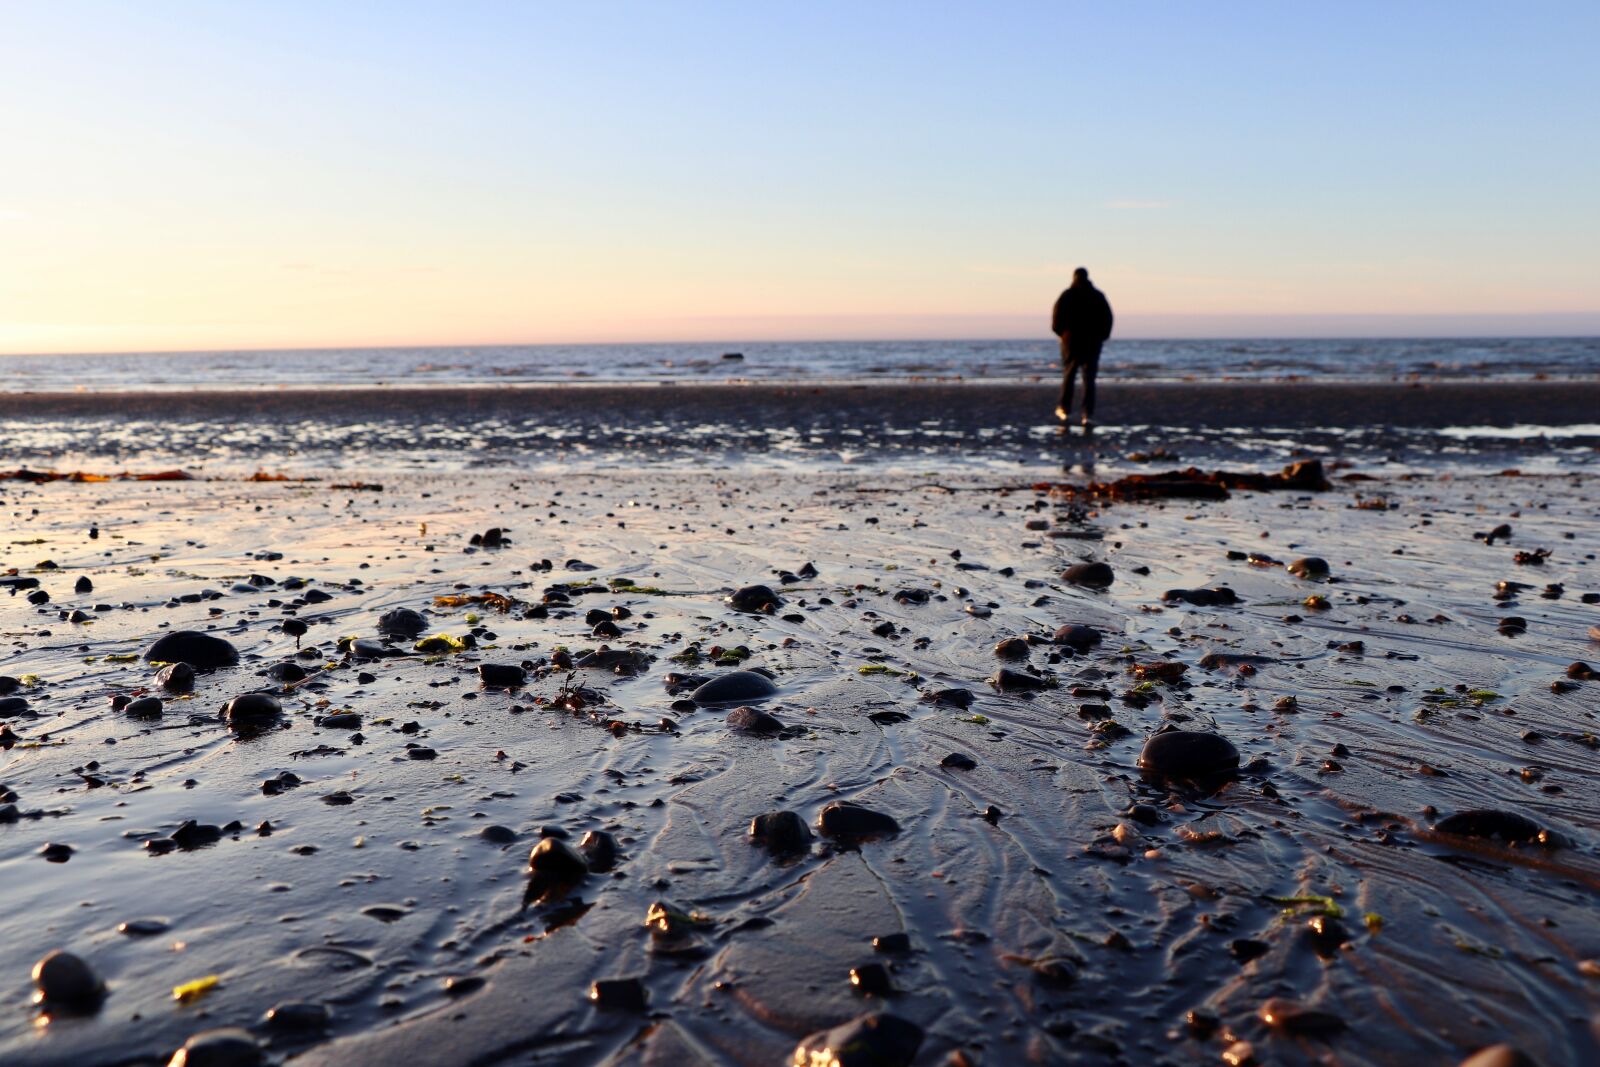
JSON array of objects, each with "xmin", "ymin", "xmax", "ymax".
[
  {"xmin": 319, "ymin": 712, "xmax": 361, "ymax": 729},
  {"xmin": 1061, "ymin": 561, "xmax": 1115, "ymax": 588},
  {"xmin": 994, "ymin": 636, "xmax": 1030, "ymax": 659},
  {"xmin": 169, "ymin": 1026, "xmax": 264, "ymax": 1067},
  {"xmin": 727, "ymin": 705, "xmax": 784, "ymax": 734},
  {"xmin": 144, "ymin": 630, "xmax": 239, "ymax": 669},
  {"xmin": 478, "ymin": 663, "xmax": 526, "ymax": 688},
  {"xmin": 726, "ymin": 583, "xmax": 782, "ymax": 613},
  {"xmin": 263, "ymin": 1001, "xmax": 331, "ymax": 1031},
  {"xmin": 528, "ymin": 837, "xmax": 588, "ymax": 878},
  {"xmin": 118, "ymin": 919, "xmax": 169, "ymax": 936},
  {"xmin": 222, "ymin": 691, "xmax": 283, "ymax": 727},
  {"xmin": 923, "ymin": 687, "xmax": 974, "ymax": 708},
  {"xmin": 266, "ymin": 661, "xmax": 306, "ymax": 682},
  {"xmin": 377, "ymin": 607, "xmax": 427, "ymax": 637},
  {"xmin": 690, "ymin": 670, "xmax": 778, "ymax": 705},
  {"xmin": 1258, "ymin": 997, "xmax": 1346, "ymax": 1035},
  {"xmin": 156, "ymin": 661, "xmax": 197, "ymax": 693},
  {"xmin": 1287, "ymin": 556, "xmax": 1330, "ymax": 578},
  {"xmin": 791, "ymin": 1012, "xmax": 924, "ymax": 1067},
  {"xmin": 1137, "ymin": 730, "xmax": 1241, "ymax": 787},
  {"xmin": 818, "ymin": 801, "xmax": 901, "ymax": 839},
  {"xmin": 1162, "ymin": 586, "xmax": 1241, "ymax": 606},
  {"xmin": 1053, "ymin": 623, "xmax": 1103, "ymax": 650},
  {"xmin": 578, "ymin": 829, "xmax": 619, "ymax": 872},
  {"xmin": 479, "ymin": 824, "xmax": 517, "ymax": 845},
  {"xmin": 32, "ymin": 950, "xmax": 103, "ymax": 1009},
  {"xmin": 940, "ymin": 751, "xmax": 977, "ymax": 770},
  {"xmin": 589, "ymin": 976, "xmax": 647, "ymax": 1011},
  {"xmin": 749, "ymin": 810, "xmax": 812, "ymax": 856},
  {"xmin": 850, "ymin": 962, "xmax": 893, "ymax": 995},
  {"xmin": 1434, "ymin": 809, "xmax": 1554, "ymax": 846},
  {"xmin": 990, "ymin": 667, "xmax": 1049, "ymax": 692}
]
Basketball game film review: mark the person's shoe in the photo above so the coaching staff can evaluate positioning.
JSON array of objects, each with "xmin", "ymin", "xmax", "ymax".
[{"xmin": 1054, "ymin": 406, "xmax": 1069, "ymax": 422}]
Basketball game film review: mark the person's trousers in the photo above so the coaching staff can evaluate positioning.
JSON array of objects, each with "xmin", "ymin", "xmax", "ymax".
[{"xmin": 1058, "ymin": 335, "xmax": 1103, "ymax": 418}]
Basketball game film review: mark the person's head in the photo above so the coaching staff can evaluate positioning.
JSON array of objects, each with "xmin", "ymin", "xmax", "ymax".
[{"xmin": 1073, "ymin": 267, "xmax": 1090, "ymax": 284}]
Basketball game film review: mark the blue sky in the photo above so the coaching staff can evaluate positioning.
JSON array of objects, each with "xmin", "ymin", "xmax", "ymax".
[{"xmin": 1, "ymin": 1, "xmax": 1597, "ymax": 351}]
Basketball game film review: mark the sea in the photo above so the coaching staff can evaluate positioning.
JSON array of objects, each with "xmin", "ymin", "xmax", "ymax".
[{"xmin": 1, "ymin": 336, "xmax": 1597, "ymax": 391}]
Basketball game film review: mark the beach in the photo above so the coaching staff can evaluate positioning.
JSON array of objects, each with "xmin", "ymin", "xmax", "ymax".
[{"xmin": 1, "ymin": 411, "xmax": 1597, "ymax": 1064}]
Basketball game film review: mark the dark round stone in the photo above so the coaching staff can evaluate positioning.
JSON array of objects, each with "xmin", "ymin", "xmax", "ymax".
[
  {"xmin": 1061, "ymin": 561, "xmax": 1114, "ymax": 589},
  {"xmin": 1052, "ymin": 623, "xmax": 1103, "ymax": 651},
  {"xmin": 578, "ymin": 830, "xmax": 619, "ymax": 872},
  {"xmin": 817, "ymin": 801, "xmax": 900, "ymax": 839},
  {"xmin": 479, "ymin": 824, "xmax": 517, "ymax": 845},
  {"xmin": 222, "ymin": 691, "xmax": 282, "ymax": 727},
  {"xmin": 1137, "ymin": 730, "xmax": 1241, "ymax": 786},
  {"xmin": 527, "ymin": 837, "xmax": 588, "ymax": 878},
  {"xmin": 749, "ymin": 810, "xmax": 812, "ymax": 855},
  {"xmin": 994, "ymin": 637, "xmax": 1030, "ymax": 659},
  {"xmin": 940, "ymin": 752, "xmax": 977, "ymax": 770},
  {"xmin": 792, "ymin": 1012, "xmax": 924, "ymax": 1067},
  {"xmin": 589, "ymin": 977, "xmax": 647, "ymax": 1011},
  {"xmin": 989, "ymin": 668, "xmax": 1048, "ymax": 692},
  {"xmin": 32, "ymin": 950, "xmax": 103, "ymax": 1009},
  {"xmin": 262, "ymin": 1001, "xmax": 331, "ymax": 1031},
  {"xmin": 690, "ymin": 670, "xmax": 778, "ymax": 705},
  {"xmin": 1287, "ymin": 557, "xmax": 1330, "ymax": 579},
  {"xmin": 1162, "ymin": 586, "xmax": 1241, "ymax": 606},
  {"xmin": 144, "ymin": 630, "xmax": 239, "ymax": 669},
  {"xmin": 168, "ymin": 1027, "xmax": 263, "ymax": 1067},
  {"xmin": 266, "ymin": 662, "xmax": 306, "ymax": 682},
  {"xmin": 850, "ymin": 962, "xmax": 893, "ymax": 995},
  {"xmin": 1433, "ymin": 809, "xmax": 1549, "ymax": 845},
  {"xmin": 478, "ymin": 663, "xmax": 526, "ymax": 688},
  {"xmin": 726, "ymin": 584, "xmax": 782, "ymax": 613},
  {"xmin": 157, "ymin": 662, "xmax": 196, "ymax": 692},
  {"xmin": 727, "ymin": 705, "xmax": 784, "ymax": 734},
  {"xmin": 377, "ymin": 607, "xmax": 427, "ymax": 637}
]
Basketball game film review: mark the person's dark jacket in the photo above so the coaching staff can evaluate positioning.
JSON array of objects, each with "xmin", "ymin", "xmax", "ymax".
[{"xmin": 1051, "ymin": 281, "xmax": 1113, "ymax": 342}]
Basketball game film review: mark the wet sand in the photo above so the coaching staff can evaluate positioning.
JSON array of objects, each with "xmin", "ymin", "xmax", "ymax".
[
  {"xmin": 1, "ymin": 466, "xmax": 1597, "ymax": 1065},
  {"xmin": 4, "ymin": 379, "xmax": 1600, "ymax": 427}
]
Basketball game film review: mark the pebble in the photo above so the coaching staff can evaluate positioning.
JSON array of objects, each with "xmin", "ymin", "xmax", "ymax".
[
  {"xmin": 850, "ymin": 962, "xmax": 893, "ymax": 995},
  {"xmin": 989, "ymin": 667, "xmax": 1048, "ymax": 692},
  {"xmin": 940, "ymin": 752, "xmax": 977, "ymax": 770},
  {"xmin": 578, "ymin": 829, "xmax": 619, "ymax": 872},
  {"xmin": 749, "ymin": 810, "xmax": 812, "ymax": 855},
  {"xmin": 1137, "ymin": 730, "xmax": 1241, "ymax": 786},
  {"xmin": 1052, "ymin": 623, "xmax": 1103, "ymax": 650},
  {"xmin": 1060, "ymin": 561, "xmax": 1114, "ymax": 588},
  {"xmin": 589, "ymin": 977, "xmax": 647, "ymax": 1011},
  {"xmin": 32, "ymin": 949, "xmax": 103, "ymax": 1009},
  {"xmin": 690, "ymin": 670, "xmax": 778, "ymax": 704},
  {"xmin": 0, "ymin": 696, "xmax": 32, "ymax": 717},
  {"xmin": 1287, "ymin": 556, "xmax": 1330, "ymax": 578},
  {"xmin": 479, "ymin": 824, "xmax": 517, "ymax": 845},
  {"xmin": 1434, "ymin": 809, "xmax": 1554, "ymax": 846},
  {"xmin": 527, "ymin": 837, "xmax": 588, "ymax": 878},
  {"xmin": 1162, "ymin": 586, "xmax": 1240, "ymax": 606},
  {"xmin": 726, "ymin": 583, "xmax": 782, "ymax": 613},
  {"xmin": 144, "ymin": 630, "xmax": 239, "ymax": 669},
  {"xmin": 118, "ymin": 919, "xmax": 169, "ymax": 936},
  {"xmin": 923, "ymin": 687, "xmax": 974, "ymax": 708},
  {"xmin": 1257, "ymin": 997, "xmax": 1346, "ymax": 1035},
  {"xmin": 478, "ymin": 663, "xmax": 525, "ymax": 688},
  {"xmin": 168, "ymin": 1026, "xmax": 264, "ymax": 1067},
  {"xmin": 157, "ymin": 661, "xmax": 197, "ymax": 692},
  {"xmin": 817, "ymin": 801, "xmax": 901, "ymax": 839},
  {"xmin": 993, "ymin": 637, "xmax": 1030, "ymax": 659},
  {"xmin": 791, "ymin": 1012, "xmax": 924, "ymax": 1067},
  {"xmin": 222, "ymin": 691, "xmax": 283, "ymax": 727},
  {"xmin": 263, "ymin": 1001, "xmax": 331, "ymax": 1031},
  {"xmin": 377, "ymin": 607, "xmax": 428, "ymax": 637},
  {"xmin": 727, "ymin": 705, "xmax": 784, "ymax": 734}
]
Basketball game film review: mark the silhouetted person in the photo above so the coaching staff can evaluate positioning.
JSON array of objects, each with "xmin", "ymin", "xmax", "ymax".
[{"xmin": 1051, "ymin": 267, "xmax": 1113, "ymax": 430}]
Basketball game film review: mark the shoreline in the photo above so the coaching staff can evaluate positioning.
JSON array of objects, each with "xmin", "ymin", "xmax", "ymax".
[{"xmin": 4, "ymin": 379, "xmax": 1600, "ymax": 428}]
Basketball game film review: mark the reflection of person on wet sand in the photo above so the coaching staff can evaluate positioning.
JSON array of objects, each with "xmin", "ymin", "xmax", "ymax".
[{"xmin": 1051, "ymin": 267, "xmax": 1113, "ymax": 433}]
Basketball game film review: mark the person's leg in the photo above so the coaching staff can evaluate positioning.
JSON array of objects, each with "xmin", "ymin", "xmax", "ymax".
[
  {"xmin": 1056, "ymin": 334, "xmax": 1074, "ymax": 421},
  {"xmin": 1081, "ymin": 355, "xmax": 1099, "ymax": 422}
]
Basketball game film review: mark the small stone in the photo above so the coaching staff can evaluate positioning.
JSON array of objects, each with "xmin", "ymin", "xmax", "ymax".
[
  {"xmin": 124, "ymin": 696, "xmax": 164, "ymax": 717},
  {"xmin": 32, "ymin": 950, "xmax": 103, "ymax": 1009},
  {"xmin": 872, "ymin": 932, "xmax": 911, "ymax": 953},
  {"xmin": 726, "ymin": 584, "xmax": 782, "ymax": 613},
  {"xmin": 1258, "ymin": 997, "xmax": 1345, "ymax": 1035},
  {"xmin": 263, "ymin": 1001, "xmax": 331, "ymax": 1031},
  {"xmin": 478, "ymin": 663, "xmax": 526, "ymax": 688},
  {"xmin": 791, "ymin": 1012, "xmax": 924, "ymax": 1067},
  {"xmin": 589, "ymin": 977, "xmax": 647, "ymax": 1011},
  {"xmin": 750, "ymin": 810, "xmax": 812, "ymax": 856},
  {"xmin": 377, "ymin": 607, "xmax": 428, "ymax": 637},
  {"xmin": 690, "ymin": 670, "xmax": 778, "ymax": 704},
  {"xmin": 1137, "ymin": 730, "xmax": 1240, "ymax": 787},
  {"xmin": 1052, "ymin": 623, "xmax": 1103, "ymax": 650},
  {"xmin": 222, "ymin": 691, "xmax": 282, "ymax": 727},
  {"xmin": 528, "ymin": 837, "xmax": 588, "ymax": 878},
  {"xmin": 1287, "ymin": 557, "xmax": 1330, "ymax": 578},
  {"xmin": 167, "ymin": 1027, "xmax": 263, "ymax": 1067},
  {"xmin": 817, "ymin": 801, "xmax": 900, "ymax": 839},
  {"xmin": 1060, "ymin": 561, "xmax": 1114, "ymax": 589},
  {"xmin": 118, "ymin": 919, "xmax": 169, "ymax": 936},
  {"xmin": 157, "ymin": 661, "xmax": 196, "ymax": 692},
  {"xmin": 145, "ymin": 630, "xmax": 239, "ymax": 669},
  {"xmin": 578, "ymin": 829, "xmax": 619, "ymax": 872},
  {"xmin": 1434, "ymin": 809, "xmax": 1556, "ymax": 846},
  {"xmin": 993, "ymin": 637, "xmax": 1030, "ymax": 659},
  {"xmin": 727, "ymin": 705, "xmax": 783, "ymax": 734},
  {"xmin": 850, "ymin": 962, "xmax": 893, "ymax": 995},
  {"xmin": 940, "ymin": 752, "xmax": 977, "ymax": 770},
  {"xmin": 479, "ymin": 824, "xmax": 517, "ymax": 845},
  {"xmin": 989, "ymin": 667, "xmax": 1048, "ymax": 692}
]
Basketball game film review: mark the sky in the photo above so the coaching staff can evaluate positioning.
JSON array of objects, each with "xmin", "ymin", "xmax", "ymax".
[{"xmin": 2, "ymin": 1, "xmax": 1598, "ymax": 354}]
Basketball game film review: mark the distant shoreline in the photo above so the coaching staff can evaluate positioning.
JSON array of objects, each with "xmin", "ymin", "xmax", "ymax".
[{"xmin": 3, "ymin": 380, "xmax": 1597, "ymax": 430}]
